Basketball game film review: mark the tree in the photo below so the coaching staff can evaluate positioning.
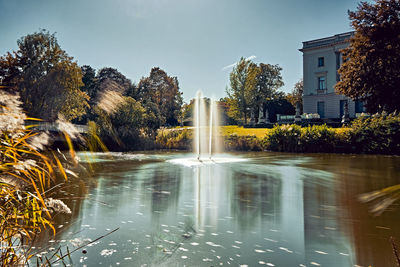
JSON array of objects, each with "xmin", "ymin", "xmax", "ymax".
[
  {"xmin": 335, "ymin": 0, "xmax": 400, "ymax": 113},
  {"xmin": 254, "ymin": 63, "xmax": 284, "ymax": 115},
  {"xmin": 0, "ymin": 30, "xmax": 88, "ymax": 121},
  {"xmin": 265, "ymin": 92, "xmax": 295, "ymax": 122},
  {"xmin": 81, "ymin": 65, "xmax": 97, "ymax": 100},
  {"xmin": 137, "ymin": 67, "xmax": 183, "ymax": 126},
  {"xmin": 227, "ymin": 58, "xmax": 254, "ymax": 124},
  {"xmin": 227, "ymin": 58, "xmax": 284, "ymax": 124},
  {"xmin": 287, "ymin": 79, "xmax": 303, "ymax": 113},
  {"xmin": 218, "ymin": 97, "xmax": 239, "ymax": 125},
  {"xmin": 97, "ymin": 67, "xmax": 132, "ymax": 93},
  {"xmin": 112, "ymin": 96, "xmax": 145, "ymax": 148}
]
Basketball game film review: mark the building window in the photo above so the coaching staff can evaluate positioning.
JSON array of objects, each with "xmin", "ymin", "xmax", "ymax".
[
  {"xmin": 318, "ymin": 57, "xmax": 324, "ymax": 67},
  {"xmin": 317, "ymin": 101, "xmax": 325, "ymax": 118},
  {"xmin": 318, "ymin": 76, "xmax": 326, "ymax": 90}
]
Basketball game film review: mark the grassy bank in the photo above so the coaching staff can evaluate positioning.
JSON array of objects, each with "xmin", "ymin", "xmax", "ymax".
[{"xmin": 156, "ymin": 113, "xmax": 400, "ymax": 154}]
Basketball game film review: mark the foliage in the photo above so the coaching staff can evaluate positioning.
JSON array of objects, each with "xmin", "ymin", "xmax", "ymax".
[
  {"xmin": 300, "ymin": 124, "xmax": 336, "ymax": 152},
  {"xmin": 254, "ymin": 63, "xmax": 284, "ymax": 107},
  {"xmin": 218, "ymin": 97, "xmax": 240, "ymax": 125},
  {"xmin": 0, "ymin": 30, "xmax": 89, "ymax": 121},
  {"xmin": 97, "ymin": 67, "xmax": 132, "ymax": 92},
  {"xmin": 95, "ymin": 94, "xmax": 146, "ymax": 150},
  {"xmin": 224, "ymin": 134, "xmax": 263, "ymax": 151},
  {"xmin": 350, "ymin": 112, "xmax": 400, "ymax": 154},
  {"xmin": 155, "ymin": 128, "xmax": 192, "ymax": 150},
  {"xmin": 287, "ymin": 79, "xmax": 303, "ymax": 113},
  {"xmin": 227, "ymin": 58, "xmax": 257, "ymax": 124},
  {"xmin": 265, "ymin": 92, "xmax": 295, "ymax": 122},
  {"xmin": 80, "ymin": 65, "xmax": 98, "ymax": 100},
  {"xmin": 335, "ymin": 0, "xmax": 400, "ymax": 113},
  {"xmin": 227, "ymin": 58, "xmax": 285, "ymax": 124},
  {"xmin": 0, "ymin": 90, "xmax": 72, "ymax": 266},
  {"xmin": 151, "ymin": 115, "xmax": 400, "ymax": 155},
  {"xmin": 137, "ymin": 67, "xmax": 183, "ymax": 126},
  {"xmin": 264, "ymin": 124, "xmax": 302, "ymax": 152}
]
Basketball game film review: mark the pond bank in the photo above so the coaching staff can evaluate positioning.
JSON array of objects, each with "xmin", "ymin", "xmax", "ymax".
[{"xmin": 156, "ymin": 113, "xmax": 400, "ymax": 155}]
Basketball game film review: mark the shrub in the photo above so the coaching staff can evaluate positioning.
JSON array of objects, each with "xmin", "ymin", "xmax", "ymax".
[
  {"xmin": 225, "ymin": 134, "xmax": 263, "ymax": 151},
  {"xmin": 300, "ymin": 124, "xmax": 336, "ymax": 152},
  {"xmin": 264, "ymin": 124, "xmax": 302, "ymax": 152},
  {"xmin": 155, "ymin": 128, "xmax": 192, "ymax": 150},
  {"xmin": 350, "ymin": 112, "xmax": 400, "ymax": 154}
]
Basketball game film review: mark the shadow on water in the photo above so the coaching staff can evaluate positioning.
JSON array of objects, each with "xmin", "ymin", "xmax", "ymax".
[{"xmin": 32, "ymin": 152, "xmax": 400, "ymax": 266}]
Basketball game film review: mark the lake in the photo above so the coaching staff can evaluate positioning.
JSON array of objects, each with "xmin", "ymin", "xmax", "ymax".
[{"xmin": 34, "ymin": 152, "xmax": 400, "ymax": 267}]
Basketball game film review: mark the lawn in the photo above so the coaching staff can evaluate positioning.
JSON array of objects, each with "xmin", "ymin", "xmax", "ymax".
[
  {"xmin": 172, "ymin": 125, "xmax": 350, "ymax": 138},
  {"xmin": 220, "ymin": 125, "xmax": 271, "ymax": 138}
]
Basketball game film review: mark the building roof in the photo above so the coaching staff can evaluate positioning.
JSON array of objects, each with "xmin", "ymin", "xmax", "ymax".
[{"xmin": 299, "ymin": 31, "xmax": 354, "ymax": 52}]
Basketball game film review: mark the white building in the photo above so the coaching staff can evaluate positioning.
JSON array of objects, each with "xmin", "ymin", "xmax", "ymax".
[{"xmin": 299, "ymin": 32, "xmax": 363, "ymax": 119}]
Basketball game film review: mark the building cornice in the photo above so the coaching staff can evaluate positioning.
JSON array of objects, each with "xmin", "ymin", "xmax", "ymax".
[{"xmin": 299, "ymin": 31, "xmax": 354, "ymax": 52}]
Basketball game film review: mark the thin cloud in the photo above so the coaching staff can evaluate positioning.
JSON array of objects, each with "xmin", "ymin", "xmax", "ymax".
[{"xmin": 222, "ymin": 55, "xmax": 257, "ymax": 71}]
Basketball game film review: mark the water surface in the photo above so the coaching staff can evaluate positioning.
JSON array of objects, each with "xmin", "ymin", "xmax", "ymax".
[{"xmin": 36, "ymin": 152, "xmax": 400, "ymax": 266}]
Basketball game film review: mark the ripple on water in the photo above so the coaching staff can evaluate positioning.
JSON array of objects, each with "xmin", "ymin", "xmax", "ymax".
[
  {"xmin": 100, "ymin": 249, "xmax": 116, "ymax": 257},
  {"xmin": 206, "ymin": 241, "xmax": 222, "ymax": 247}
]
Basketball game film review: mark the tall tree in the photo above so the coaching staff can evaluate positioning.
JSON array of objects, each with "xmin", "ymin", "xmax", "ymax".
[
  {"xmin": 227, "ymin": 58, "xmax": 254, "ymax": 124},
  {"xmin": 137, "ymin": 67, "xmax": 183, "ymax": 126},
  {"xmin": 335, "ymin": 0, "xmax": 400, "ymax": 113},
  {"xmin": 81, "ymin": 65, "xmax": 97, "ymax": 100},
  {"xmin": 254, "ymin": 63, "xmax": 284, "ymax": 110},
  {"xmin": 227, "ymin": 59, "xmax": 284, "ymax": 124},
  {"xmin": 97, "ymin": 67, "xmax": 132, "ymax": 92},
  {"xmin": 0, "ymin": 30, "xmax": 88, "ymax": 121}
]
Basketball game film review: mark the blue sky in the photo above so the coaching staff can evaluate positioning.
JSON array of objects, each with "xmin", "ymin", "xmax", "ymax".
[{"xmin": 0, "ymin": 0, "xmax": 359, "ymax": 102}]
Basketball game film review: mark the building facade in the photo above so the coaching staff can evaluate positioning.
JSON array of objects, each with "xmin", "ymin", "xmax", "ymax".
[{"xmin": 300, "ymin": 32, "xmax": 363, "ymax": 119}]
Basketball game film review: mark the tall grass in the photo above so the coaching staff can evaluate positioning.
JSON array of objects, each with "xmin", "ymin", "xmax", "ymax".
[{"xmin": 0, "ymin": 90, "xmax": 74, "ymax": 266}]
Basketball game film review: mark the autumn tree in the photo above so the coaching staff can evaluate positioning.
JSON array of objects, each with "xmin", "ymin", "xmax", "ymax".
[
  {"xmin": 137, "ymin": 67, "xmax": 183, "ymax": 126},
  {"xmin": 0, "ymin": 30, "xmax": 88, "ymax": 121},
  {"xmin": 287, "ymin": 79, "xmax": 303, "ymax": 113},
  {"xmin": 335, "ymin": 0, "xmax": 400, "ymax": 113}
]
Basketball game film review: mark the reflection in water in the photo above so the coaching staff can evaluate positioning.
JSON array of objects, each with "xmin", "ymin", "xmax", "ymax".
[{"xmin": 32, "ymin": 152, "xmax": 400, "ymax": 266}]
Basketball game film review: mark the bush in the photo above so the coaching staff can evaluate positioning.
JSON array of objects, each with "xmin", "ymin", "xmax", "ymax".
[
  {"xmin": 350, "ymin": 112, "xmax": 400, "ymax": 154},
  {"xmin": 264, "ymin": 124, "xmax": 302, "ymax": 152},
  {"xmin": 300, "ymin": 125, "xmax": 336, "ymax": 152},
  {"xmin": 225, "ymin": 134, "xmax": 263, "ymax": 151},
  {"xmin": 155, "ymin": 128, "xmax": 192, "ymax": 150}
]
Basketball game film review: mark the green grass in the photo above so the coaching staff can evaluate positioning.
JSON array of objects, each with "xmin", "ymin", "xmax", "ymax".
[
  {"xmin": 220, "ymin": 126, "xmax": 271, "ymax": 137},
  {"xmin": 174, "ymin": 125, "xmax": 349, "ymax": 138}
]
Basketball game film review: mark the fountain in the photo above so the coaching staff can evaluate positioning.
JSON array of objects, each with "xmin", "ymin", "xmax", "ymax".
[
  {"xmin": 193, "ymin": 90, "xmax": 222, "ymax": 160},
  {"xmin": 169, "ymin": 90, "xmax": 245, "ymax": 167}
]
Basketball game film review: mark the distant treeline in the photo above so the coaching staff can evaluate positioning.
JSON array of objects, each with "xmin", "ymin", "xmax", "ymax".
[{"xmin": 0, "ymin": 30, "xmax": 183, "ymax": 150}]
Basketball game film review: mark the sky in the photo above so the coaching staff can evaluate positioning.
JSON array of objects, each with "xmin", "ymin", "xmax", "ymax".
[{"xmin": 0, "ymin": 0, "xmax": 360, "ymax": 102}]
